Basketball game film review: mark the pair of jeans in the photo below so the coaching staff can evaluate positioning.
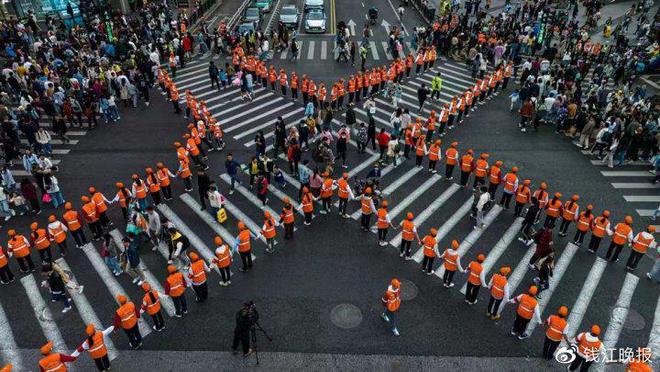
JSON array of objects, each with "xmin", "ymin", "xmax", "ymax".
[
  {"xmin": 104, "ymin": 256, "xmax": 121, "ymax": 274},
  {"xmin": 51, "ymin": 291, "xmax": 70, "ymax": 309},
  {"xmin": 49, "ymin": 191, "xmax": 64, "ymax": 208}
]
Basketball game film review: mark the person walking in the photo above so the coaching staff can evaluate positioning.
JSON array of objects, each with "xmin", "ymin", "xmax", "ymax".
[
  {"xmin": 528, "ymin": 227, "xmax": 554, "ymax": 270},
  {"xmin": 417, "ymin": 83, "xmax": 429, "ymax": 111},
  {"xmin": 38, "ymin": 341, "xmax": 77, "ymax": 371},
  {"xmin": 40, "ymin": 262, "xmax": 73, "ymax": 313},
  {"xmin": 122, "ymin": 235, "xmax": 146, "ymax": 286},
  {"xmin": 381, "ymin": 279, "xmax": 401, "ymax": 336}
]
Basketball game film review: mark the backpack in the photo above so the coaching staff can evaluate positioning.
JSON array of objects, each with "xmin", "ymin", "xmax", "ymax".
[{"xmin": 601, "ymin": 130, "xmax": 612, "ymax": 144}]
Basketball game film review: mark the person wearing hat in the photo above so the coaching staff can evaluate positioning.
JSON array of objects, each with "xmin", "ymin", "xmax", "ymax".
[
  {"xmin": 62, "ymin": 203, "xmax": 85, "ymax": 248},
  {"xmin": 81, "ymin": 195, "xmax": 102, "ymax": 241},
  {"xmin": 588, "ymin": 210, "xmax": 612, "ymax": 254},
  {"xmin": 261, "ymin": 211, "xmax": 279, "ymax": 251},
  {"xmin": 38, "ymin": 340, "xmax": 77, "ymax": 371},
  {"xmin": 113, "ymin": 294, "xmax": 142, "ymax": 349},
  {"xmin": 30, "ymin": 222, "xmax": 53, "ymax": 263},
  {"xmin": 558, "ymin": 195, "xmax": 580, "ymax": 237},
  {"xmin": 111, "ymin": 182, "xmax": 133, "ymax": 222},
  {"xmin": 508, "ymin": 285, "xmax": 541, "ymax": 339},
  {"xmin": 47, "ymin": 215, "xmax": 69, "ymax": 257},
  {"xmin": 420, "ymin": 228, "xmax": 440, "ymax": 274},
  {"xmin": 444, "ymin": 141, "xmax": 459, "ymax": 180},
  {"xmin": 7, "ymin": 229, "xmax": 35, "ymax": 273},
  {"xmin": 0, "ymin": 243, "xmax": 15, "ymax": 284},
  {"xmin": 487, "ymin": 266, "xmax": 511, "ymax": 320},
  {"xmin": 605, "ymin": 216, "xmax": 634, "ymax": 262},
  {"xmin": 381, "ymin": 279, "xmax": 401, "ymax": 336},
  {"xmin": 88, "ymin": 187, "xmax": 113, "ymax": 229},
  {"xmin": 235, "ymin": 221, "xmax": 256, "ymax": 271},
  {"xmin": 376, "ymin": 200, "xmax": 396, "ymax": 246},
  {"xmin": 187, "ymin": 252, "xmax": 210, "ymax": 302},
  {"xmin": 628, "ymin": 226, "xmax": 657, "ymax": 270},
  {"xmin": 543, "ymin": 192, "xmax": 564, "ymax": 228},
  {"xmin": 487, "ymin": 160, "xmax": 503, "ymax": 200},
  {"xmin": 164, "ymin": 264, "xmax": 188, "ymax": 317},
  {"xmin": 440, "ymin": 240, "xmax": 464, "ymax": 287},
  {"xmin": 574, "ymin": 204, "xmax": 595, "ymax": 246},
  {"xmin": 542, "ymin": 306, "xmax": 568, "ymax": 360},
  {"xmin": 40, "ymin": 262, "xmax": 73, "ymax": 313},
  {"xmin": 279, "ymin": 198, "xmax": 296, "ymax": 240},
  {"xmin": 140, "ymin": 282, "xmax": 166, "ymax": 331},
  {"xmin": 568, "ymin": 325, "xmax": 604, "ymax": 371},
  {"xmin": 356, "ymin": 187, "xmax": 377, "ymax": 232},
  {"xmin": 71, "ymin": 324, "xmax": 115, "ymax": 371},
  {"xmin": 399, "ymin": 212, "xmax": 421, "ymax": 259},
  {"xmin": 211, "ymin": 236, "xmax": 233, "ymax": 286},
  {"xmin": 499, "ymin": 166, "xmax": 519, "ymax": 209},
  {"xmin": 465, "ymin": 253, "xmax": 487, "ymax": 304}
]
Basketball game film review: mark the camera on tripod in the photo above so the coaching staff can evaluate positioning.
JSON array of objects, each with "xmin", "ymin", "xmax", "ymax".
[{"xmin": 238, "ymin": 301, "xmax": 272, "ymax": 364}]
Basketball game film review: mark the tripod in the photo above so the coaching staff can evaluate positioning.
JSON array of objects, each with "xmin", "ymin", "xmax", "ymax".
[{"xmin": 250, "ymin": 321, "xmax": 272, "ymax": 365}]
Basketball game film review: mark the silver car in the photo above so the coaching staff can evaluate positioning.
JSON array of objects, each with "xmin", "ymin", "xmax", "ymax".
[
  {"xmin": 304, "ymin": 8, "xmax": 327, "ymax": 33},
  {"xmin": 279, "ymin": 5, "xmax": 299, "ymax": 28}
]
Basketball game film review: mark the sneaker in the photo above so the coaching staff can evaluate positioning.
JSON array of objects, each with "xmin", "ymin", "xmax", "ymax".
[
  {"xmin": 392, "ymin": 328, "xmax": 400, "ymax": 336},
  {"xmin": 243, "ymin": 349, "xmax": 253, "ymax": 357},
  {"xmin": 78, "ymin": 285, "xmax": 84, "ymax": 294},
  {"xmin": 381, "ymin": 313, "xmax": 390, "ymax": 322},
  {"xmin": 426, "ymin": 270, "xmax": 434, "ymax": 275},
  {"xmin": 447, "ymin": 283, "xmax": 455, "ymax": 288},
  {"xmin": 62, "ymin": 306, "xmax": 72, "ymax": 313},
  {"xmin": 399, "ymin": 252, "xmax": 405, "ymax": 257},
  {"xmin": 405, "ymin": 255, "xmax": 412, "ymax": 260},
  {"xmin": 229, "ymin": 190, "xmax": 234, "ymax": 195},
  {"xmin": 647, "ymin": 273, "xmax": 653, "ymax": 280},
  {"xmin": 132, "ymin": 278, "xmax": 139, "ymax": 284}
]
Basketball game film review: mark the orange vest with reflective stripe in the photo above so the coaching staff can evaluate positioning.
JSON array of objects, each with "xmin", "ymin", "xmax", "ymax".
[
  {"xmin": 8, "ymin": 236, "xmax": 29, "ymax": 258},
  {"xmin": 321, "ymin": 178, "xmax": 334, "ymax": 198},
  {"xmin": 468, "ymin": 261, "xmax": 483, "ymax": 285},
  {"xmin": 474, "ymin": 159, "xmax": 488, "ymax": 178},
  {"xmin": 361, "ymin": 197, "xmax": 373, "ymax": 215},
  {"xmin": 281, "ymin": 206, "xmax": 295, "ymax": 224},
  {"xmin": 47, "ymin": 223, "xmax": 66, "ymax": 244},
  {"xmin": 428, "ymin": 144, "xmax": 441, "ymax": 161},
  {"xmin": 503, "ymin": 173, "xmax": 518, "ymax": 192},
  {"xmin": 337, "ymin": 179, "xmax": 350, "ymax": 199},
  {"xmin": 238, "ymin": 230, "xmax": 252, "ymax": 252},
  {"xmin": 592, "ymin": 217, "xmax": 609, "ymax": 237},
  {"xmin": 546, "ymin": 199, "xmax": 562, "ymax": 218},
  {"xmin": 490, "ymin": 274, "xmax": 507, "ymax": 299},
  {"xmin": 190, "ymin": 260, "xmax": 207, "ymax": 285},
  {"xmin": 82, "ymin": 202, "xmax": 98, "ymax": 223},
  {"xmin": 116, "ymin": 302, "xmax": 138, "ymax": 329},
  {"xmin": 214, "ymin": 246, "xmax": 232, "ymax": 268},
  {"xmin": 33, "ymin": 229, "xmax": 51, "ymax": 250},
  {"xmin": 301, "ymin": 193, "xmax": 314, "ymax": 213},
  {"xmin": 632, "ymin": 233, "xmax": 654, "ymax": 253},
  {"xmin": 142, "ymin": 290, "xmax": 161, "ymax": 315},
  {"xmin": 146, "ymin": 175, "xmax": 160, "ymax": 193},
  {"xmin": 401, "ymin": 220, "xmax": 415, "ymax": 241},
  {"xmin": 133, "ymin": 182, "xmax": 147, "ymax": 199},
  {"xmin": 376, "ymin": 209, "xmax": 389, "ymax": 229},
  {"xmin": 263, "ymin": 217, "xmax": 277, "ymax": 238},
  {"xmin": 157, "ymin": 169, "xmax": 171, "ymax": 187},
  {"xmin": 167, "ymin": 272, "xmax": 185, "ymax": 297},
  {"xmin": 445, "ymin": 148, "xmax": 458, "ymax": 165},
  {"xmin": 545, "ymin": 315, "xmax": 567, "ymax": 342},
  {"xmin": 515, "ymin": 186, "xmax": 530, "ymax": 204},
  {"xmin": 422, "ymin": 235, "xmax": 437, "ymax": 257},
  {"xmin": 91, "ymin": 193, "xmax": 108, "ymax": 213},
  {"xmin": 612, "ymin": 223, "xmax": 632, "ymax": 245},
  {"xmin": 489, "ymin": 166, "xmax": 501, "ymax": 184},
  {"xmin": 63, "ymin": 210, "xmax": 82, "ymax": 231},
  {"xmin": 0, "ymin": 246, "xmax": 7, "ymax": 267},
  {"xmin": 517, "ymin": 294, "xmax": 537, "ymax": 320},
  {"xmin": 87, "ymin": 331, "xmax": 108, "ymax": 359},
  {"xmin": 443, "ymin": 250, "xmax": 458, "ymax": 271},
  {"xmin": 562, "ymin": 201, "xmax": 579, "ymax": 221},
  {"xmin": 577, "ymin": 333, "xmax": 602, "ymax": 359},
  {"xmin": 39, "ymin": 353, "xmax": 67, "ymax": 372}
]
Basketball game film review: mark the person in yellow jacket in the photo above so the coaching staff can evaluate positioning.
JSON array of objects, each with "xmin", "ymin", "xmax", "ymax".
[{"xmin": 381, "ymin": 279, "xmax": 401, "ymax": 336}]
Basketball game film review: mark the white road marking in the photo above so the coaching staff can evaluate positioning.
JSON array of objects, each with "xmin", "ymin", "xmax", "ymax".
[
  {"xmin": 564, "ymin": 258, "xmax": 607, "ymax": 339},
  {"xmin": 601, "ymin": 171, "xmax": 654, "ymax": 177},
  {"xmin": 230, "ymin": 102, "xmax": 296, "ymax": 138},
  {"xmin": 380, "ymin": 174, "xmax": 441, "ymax": 228},
  {"xmin": 624, "ymin": 195, "xmax": 660, "ymax": 202},
  {"xmin": 637, "ymin": 209, "xmax": 656, "ymax": 217},
  {"xmin": 369, "ymin": 41, "xmax": 380, "ymax": 60},
  {"xmin": 612, "ymin": 182, "xmax": 660, "ymax": 189},
  {"xmin": 321, "ymin": 41, "xmax": 328, "ymax": 60},
  {"xmin": 307, "ymin": 41, "xmax": 315, "ymax": 60},
  {"xmin": 241, "ymin": 108, "xmax": 305, "ymax": 143},
  {"xmin": 0, "ymin": 298, "xmax": 23, "ymax": 371},
  {"xmin": 220, "ymin": 96, "xmax": 282, "ymax": 127},
  {"xmin": 20, "ymin": 275, "xmax": 70, "ymax": 354},
  {"xmin": 648, "ymin": 293, "xmax": 660, "ymax": 367}
]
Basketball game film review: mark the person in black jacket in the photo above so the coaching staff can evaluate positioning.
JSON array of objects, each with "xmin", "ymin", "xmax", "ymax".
[
  {"xmin": 197, "ymin": 170, "xmax": 211, "ymax": 210},
  {"xmin": 518, "ymin": 197, "xmax": 540, "ymax": 246},
  {"xmin": 232, "ymin": 303, "xmax": 259, "ymax": 357},
  {"xmin": 41, "ymin": 263, "xmax": 72, "ymax": 313},
  {"xmin": 209, "ymin": 61, "xmax": 220, "ymax": 91}
]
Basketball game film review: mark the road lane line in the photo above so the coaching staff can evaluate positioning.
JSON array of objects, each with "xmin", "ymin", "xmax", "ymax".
[
  {"xmin": 232, "ymin": 104, "xmax": 298, "ymax": 139},
  {"xmin": 81, "ymin": 243, "xmax": 152, "ymax": 337},
  {"xmin": 349, "ymin": 153, "xmax": 381, "ymax": 179},
  {"xmin": 321, "ymin": 41, "xmax": 328, "ymax": 59},
  {"xmin": 382, "ymin": 41, "xmax": 393, "ymax": 60},
  {"xmin": 378, "ymin": 175, "xmax": 440, "ymax": 229},
  {"xmin": 564, "ymin": 258, "xmax": 607, "ymax": 339},
  {"xmin": 55, "ymin": 258, "xmax": 119, "ymax": 360},
  {"xmin": 623, "ymin": 195, "xmax": 660, "ymax": 202},
  {"xmin": 222, "ymin": 97, "xmax": 285, "ymax": 130},
  {"xmin": 601, "ymin": 171, "xmax": 654, "ymax": 177},
  {"xmin": 434, "ymin": 205, "xmax": 503, "ymax": 276},
  {"xmin": 0, "ymin": 298, "xmax": 23, "ymax": 370},
  {"xmin": 459, "ymin": 217, "xmax": 524, "ymax": 294},
  {"xmin": 209, "ymin": 89, "xmax": 269, "ymax": 113},
  {"xmin": 351, "ymin": 167, "xmax": 421, "ymax": 220},
  {"xmin": 307, "ymin": 41, "xmax": 315, "ymax": 60},
  {"xmin": 20, "ymin": 275, "xmax": 70, "ymax": 354},
  {"xmin": 369, "ymin": 41, "xmax": 380, "ymax": 60},
  {"xmin": 612, "ymin": 182, "xmax": 660, "ymax": 189}
]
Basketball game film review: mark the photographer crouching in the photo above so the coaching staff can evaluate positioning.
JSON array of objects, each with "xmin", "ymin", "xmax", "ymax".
[{"xmin": 232, "ymin": 301, "xmax": 272, "ymax": 363}]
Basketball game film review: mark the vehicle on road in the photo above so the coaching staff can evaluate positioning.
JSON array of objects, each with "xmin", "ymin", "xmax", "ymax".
[
  {"xmin": 304, "ymin": 8, "xmax": 327, "ymax": 33},
  {"xmin": 237, "ymin": 22, "xmax": 256, "ymax": 35},
  {"xmin": 254, "ymin": 0, "xmax": 273, "ymax": 12},
  {"xmin": 279, "ymin": 5, "xmax": 300, "ymax": 28},
  {"xmin": 303, "ymin": 0, "xmax": 324, "ymax": 11},
  {"xmin": 243, "ymin": 7, "xmax": 262, "ymax": 30}
]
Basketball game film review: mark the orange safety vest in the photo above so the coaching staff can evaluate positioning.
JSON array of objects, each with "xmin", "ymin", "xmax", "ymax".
[
  {"xmin": 0, "ymin": 246, "xmax": 8, "ymax": 267},
  {"xmin": 39, "ymin": 354, "xmax": 67, "ymax": 372},
  {"xmin": 301, "ymin": 193, "xmax": 314, "ymax": 213},
  {"xmin": 87, "ymin": 331, "xmax": 108, "ymax": 359},
  {"xmin": 577, "ymin": 332, "xmax": 602, "ymax": 360},
  {"xmin": 321, "ymin": 178, "xmax": 334, "ymax": 198},
  {"xmin": 189, "ymin": 260, "xmax": 207, "ymax": 285},
  {"xmin": 503, "ymin": 173, "xmax": 518, "ymax": 192},
  {"xmin": 361, "ymin": 197, "xmax": 374, "ymax": 215},
  {"xmin": 47, "ymin": 223, "xmax": 67, "ymax": 244},
  {"xmin": 178, "ymin": 158, "xmax": 192, "ymax": 179},
  {"xmin": 33, "ymin": 229, "xmax": 51, "ymax": 250},
  {"xmin": 91, "ymin": 193, "xmax": 108, "ymax": 213},
  {"xmin": 490, "ymin": 274, "xmax": 507, "ymax": 299},
  {"xmin": 577, "ymin": 212, "xmax": 594, "ymax": 232},
  {"xmin": 533, "ymin": 190, "xmax": 548, "ymax": 208},
  {"xmin": 336, "ymin": 179, "xmax": 350, "ymax": 199},
  {"xmin": 443, "ymin": 249, "xmax": 458, "ymax": 271},
  {"xmin": 116, "ymin": 302, "xmax": 138, "ymax": 329},
  {"xmin": 422, "ymin": 235, "xmax": 437, "ymax": 257},
  {"xmin": 591, "ymin": 217, "xmax": 609, "ymax": 238},
  {"xmin": 146, "ymin": 174, "xmax": 161, "ymax": 193},
  {"xmin": 238, "ymin": 230, "xmax": 252, "ymax": 252},
  {"xmin": 467, "ymin": 261, "xmax": 484, "ymax": 285},
  {"xmin": 516, "ymin": 294, "xmax": 537, "ymax": 320},
  {"xmin": 385, "ymin": 289, "xmax": 401, "ymax": 312},
  {"xmin": 133, "ymin": 182, "xmax": 147, "ymax": 199},
  {"xmin": 376, "ymin": 209, "xmax": 389, "ymax": 229},
  {"xmin": 474, "ymin": 159, "xmax": 488, "ymax": 178},
  {"xmin": 401, "ymin": 220, "xmax": 415, "ymax": 241},
  {"xmin": 612, "ymin": 223, "xmax": 632, "ymax": 245},
  {"xmin": 632, "ymin": 233, "xmax": 654, "ymax": 253},
  {"xmin": 545, "ymin": 315, "xmax": 567, "ymax": 342},
  {"xmin": 489, "ymin": 166, "xmax": 501, "ymax": 184},
  {"xmin": 82, "ymin": 202, "xmax": 98, "ymax": 223},
  {"xmin": 263, "ymin": 217, "xmax": 277, "ymax": 238},
  {"xmin": 281, "ymin": 206, "xmax": 295, "ymax": 224},
  {"xmin": 213, "ymin": 246, "xmax": 232, "ymax": 268},
  {"xmin": 166, "ymin": 272, "xmax": 185, "ymax": 297},
  {"xmin": 63, "ymin": 210, "xmax": 82, "ymax": 231},
  {"xmin": 428, "ymin": 144, "xmax": 441, "ymax": 161},
  {"xmin": 8, "ymin": 236, "xmax": 30, "ymax": 258},
  {"xmin": 142, "ymin": 290, "xmax": 161, "ymax": 315},
  {"xmin": 515, "ymin": 186, "xmax": 530, "ymax": 204},
  {"xmin": 562, "ymin": 201, "xmax": 579, "ymax": 221},
  {"xmin": 445, "ymin": 148, "xmax": 458, "ymax": 165},
  {"xmin": 546, "ymin": 199, "xmax": 562, "ymax": 218}
]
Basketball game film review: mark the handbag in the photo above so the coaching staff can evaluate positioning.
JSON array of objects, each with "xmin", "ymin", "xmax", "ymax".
[
  {"xmin": 42, "ymin": 193, "xmax": 52, "ymax": 203},
  {"xmin": 216, "ymin": 207, "xmax": 227, "ymax": 223}
]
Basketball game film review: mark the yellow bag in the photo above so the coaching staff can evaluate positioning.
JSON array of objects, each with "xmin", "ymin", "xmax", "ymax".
[{"xmin": 217, "ymin": 208, "xmax": 227, "ymax": 223}]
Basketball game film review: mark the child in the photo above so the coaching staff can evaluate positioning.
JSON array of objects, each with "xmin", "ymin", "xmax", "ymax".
[
  {"xmin": 219, "ymin": 68, "xmax": 228, "ymax": 90},
  {"xmin": 100, "ymin": 233, "xmax": 122, "ymax": 276},
  {"xmin": 509, "ymin": 89, "xmax": 520, "ymax": 112},
  {"xmin": 8, "ymin": 191, "xmax": 28, "ymax": 215},
  {"xmin": 273, "ymin": 165, "xmax": 286, "ymax": 188}
]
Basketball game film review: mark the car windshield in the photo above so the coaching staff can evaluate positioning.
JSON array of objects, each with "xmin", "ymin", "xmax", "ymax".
[
  {"xmin": 238, "ymin": 24, "xmax": 254, "ymax": 33},
  {"xmin": 281, "ymin": 7, "xmax": 297, "ymax": 15},
  {"xmin": 246, "ymin": 8, "xmax": 259, "ymax": 17},
  {"xmin": 308, "ymin": 10, "xmax": 324, "ymax": 20}
]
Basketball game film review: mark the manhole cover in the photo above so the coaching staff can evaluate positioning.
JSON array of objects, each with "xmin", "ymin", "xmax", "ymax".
[
  {"xmin": 607, "ymin": 306, "xmax": 646, "ymax": 331},
  {"xmin": 330, "ymin": 303, "xmax": 363, "ymax": 329},
  {"xmin": 399, "ymin": 279, "xmax": 418, "ymax": 301}
]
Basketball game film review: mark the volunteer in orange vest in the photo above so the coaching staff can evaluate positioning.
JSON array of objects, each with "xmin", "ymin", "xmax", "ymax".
[
  {"xmin": 472, "ymin": 153, "xmax": 489, "ymax": 190},
  {"xmin": 211, "ymin": 236, "xmax": 232, "ymax": 286},
  {"xmin": 381, "ymin": 279, "xmax": 401, "ymax": 336},
  {"xmin": 319, "ymin": 172, "xmax": 334, "ymax": 214},
  {"xmin": 427, "ymin": 139, "xmax": 442, "ymax": 173},
  {"xmin": 61, "ymin": 202, "xmax": 86, "ymax": 247},
  {"xmin": 290, "ymin": 71, "xmax": 299, "ymax": 100},
  {"xmin": 88, "ymin": 187, "xmax": 113, "ymax": 229},
  {"xmin": 625, "ymin": 357, "xmax": 653, "ymax": 372},
  {"xmin": 30, "ymin": 222, "xmax": 53, "ymax": 262},
  {"xmin": 514, "ymin": 179, "xmax": 532, "ymax": 217},
  {"xmin": 7, "ymin": 229, "xmax": 34, "ymax": 272},
  {"xmin": 544, "ymin": 192, "xmax": 564, "ymax": 229},
  {"xmin": 499, "ymin": 166, "xmax": 519, "ymax": 209},
  {"xmin": 542, "ymin": 306, "xmax": 568, "ymax": 360},
  {"xmin": 0, "ymin": 244, "xmax": 14, "ymax": 284},
  {"xmin": 509, "ymin": 285, "xmax": 542, "ymax": 339},
  {"xmin": 47, "ymin": 215, "xmax": 69, "ymax": 257},
  {"xmin": 532, "ymin": 182, "xmax": 549, "ymax": 223},
  {"xmin": 399, "ymin": 212, "xmax": 421, "ymax": 259},
  {"xmin": 188, "ymin": 252, "xmax": 210, "ymax": 302},
  {"xmin": 420, "ymin": 229, "xmax": 440, "ymax": 274},
  {"xmin": 605, "ymin": 215, "xmax": 634, "ymax": 262},
  {"xmin": 81, "ymin": 196, "xmax": 102, "ymax": 241},
  {"xmin": 113, "ymin": 295, "xmax": 142, "ymax": 349},
  {"xmin": 156, "ymin": 162, "xmax": 176, "ymax": 201},
  {"xmin": 111, "ymin": 182, "xmax": 133, "ymax": 222},
  {"xmin": 145, "ymin": 168, "xmax": 162, "ymax": 207},
  {"xmin": 627, "ymin": 226, "xmax": 656, "ymax": 270},
  {"xmin": 38, "ymin": 340, "xmax": 77, "ymax": 372},
  {"xmin": 279, "ymin": 198, "xmax": 296, "ymax": 240},
  {"xmin": 140, "ymin": 282, "xmax": 165, "ymax": 331},
  {"xmin": 568, "ymin": 325, "xmax": 604, "ymax": 371},
  {"xmin": 444, "ymin": 141, "xmax": 459, "ymax": 180},
  {"xmin": 487, "ymin": 266, "xmax": 511, "ymax": 320},
  {"xmin": 588, "ymin": 210, "xmax": 612, "ymax": 254},
  {"xmin": 464, "ymin": 253, "xmax": 487, "ymax": 304},
  {"xmin": 235, "ymin": 221, "xmax": 256, "ymax": 271},
  {"xmin": 414, "ymin": 135, "xmax": 427, "ymax": 167},
  {"xmin": 71, "ymin": 324, "xmax": 115, "ymax": 371},
  {"xmin": 299, "ymin": 186, "xmax": 317, "ymax": 225},
  {"xmin": 336, "ymin": 173, "xmax": 354, "ymax": 219},
  {"xmin": 261, "ymin": 211, "xmax": 279, "ymax": 252},
  {"xmin": 164, "ymin": 265, "xmax": 188, "ymax": 317},
  {"xmin": 440, "ymin": 240, "xmax": 464, "ymax": 287},
  {"xmin": 487, "ymin": 160, "xmax": 503, "ymax": 200},
  {"xmin": 376, "ymin": 200, "xmax": 396, "ymax": 246},
  {"xmin": 573, "ymin": 204, "xmax": 595, "ymax": 246},
  {"xmin": 559, "ymin": 195, "xmax": 580, "ymax": 237},
  {"xmin": 357, "ymin": 187, "xmax": 377, "ymax": 232},
  {"xmin": 0, "ymin": 364, "xmax": 10, "ymax": 372}
]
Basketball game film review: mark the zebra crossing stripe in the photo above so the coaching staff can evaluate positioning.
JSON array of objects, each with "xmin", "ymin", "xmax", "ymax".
[
  {"xmin": 350, "ymin": 167, "xmax": 420, "ymax": 220},
  {"xmin": 434, "ymin": 205, "xmax": 503, "ymax": 276},
  {"xmin": 648, "ymin": 293, "xmax": 660, "ymax": 367},
  {"xmin": 232, "ymin": 103, "xmax": 298, "ymax": 139},
  {"xmin": 0, "ymin": 298, "xmax": 23, "ymax": 371},
  {"xmin": 564, "ymin": 257, "xmax": 607, "ymax": 339},
  {"xmin": 369, "ymin": 41, "xmax": 380, "ymax": 60},
  {"xmin": 20, "ymin": 275, "xmax": 70, "ymax": 355},
  {"xmin": 174, "ymin": 73, "xmax": 209, "ymax": 89},
  {"xmin": 172, "ymin": 60, "xmax": 209, "ymax": 75},
  {"xmin": 175, "ymin": 78, "xmax": 209, "ymax": 92},
  {"xmin": 349, "ymin": 153, "xmax": 381, "ymax": 179},
  {"xmin": 239, "ymin": 166, "xmax": 303, "ymax": 218},
  {"xmin": 378, "ymin": 175, "xmax": 441, "ymax": 231},
  {"xmin": 220, "ymin": 95, "xmax": 281, "ymax": 126},
  {"xmin": 382, "ymin": 41, "xmax": 393, "ymax": 60},
  {"xmin": 81, "ymin": 243, "xmax": 153, "ymax": 337},
  {"xmin": 593, "ymin": 273, "xmax": 639, "ymax": 372},
  {"xmin": 107, "ymin": 230, "xmax": 176, "ymax": 317},
  {"xmin": 280, "ymin": 47, "xmax": 288, "ymax": 60},
  {"xmin": 208, "ymin": 88, "xmax": 267, "ymax": 112},
  {"xmin": 173, "ymin": 63, "xmax": 208, "ymax": 79},
  {"xmin": 440, "ymin": 62, "xmax": 483, "ymax": 80},
  {"xmin": 243, "ymin": 108, "xmax": 306, "ymax": 145},
  {"xmin": 218, "ymin": 174, "xmax": 280, "ymax": 222},
  {"xmin": 395, "ymin": 183, "xmax": 461, "ymax": 251},
  {"xmin": 216, "ymin": 195, "xmax": 279, "ymax": 244},
  {"xmin": 307, "ymin": 41, "xmax": 315, "ymax": 60},
  {"xmin": 55, "ymin": 258, "xmax": 119, "ymax": 360},
  {"xmin": 624, "ymin": 195, "xmax": 660, "ymax": 202},
  {"xmin": 352, "ymin": 107, "xmax": 393, "ymax": 127},
  {"xmin": 523, "ymin": 242, "xmax": 579, "ymax": 336},
  {"xmin": 505, "ymin": 245, "xmax": 537, "ymax": 303},
  {"xmin": 21, "ymin": 139, "xmax": 78, "ymax": 145},
  {"xmin": 601, "ymin": 171, "xmax": 654, "ymax": 177},
  {"xmin": 459, "ymin": 217, "xmax": 525, "ymax": 295},
  {"xmin": 321, "ymin": 41, "xmax": 328, "ymax": 60},
  {"xmin": 611, "ymin": 182, "xmax": 660, "ymax": 189},
  {"xmin": 637, "ymin": 209, "xmax": 656, "ymax": 217}
]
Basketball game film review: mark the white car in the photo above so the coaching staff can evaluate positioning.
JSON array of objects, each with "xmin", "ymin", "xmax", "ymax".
[{"xmin": 304, "ymin": 8, "xmax": 327, "ymax": 33}]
